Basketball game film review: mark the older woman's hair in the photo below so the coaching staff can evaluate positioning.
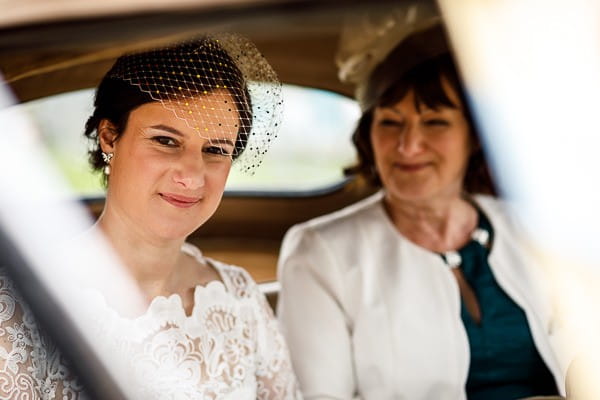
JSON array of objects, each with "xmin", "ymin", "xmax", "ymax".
[
  {"xmin": 84, "ymin": 38, "xmax": 252, "ymax": 180},
  {"xmin": 346, "ymin": 54, "xmax": 496, "ymax": 195}
]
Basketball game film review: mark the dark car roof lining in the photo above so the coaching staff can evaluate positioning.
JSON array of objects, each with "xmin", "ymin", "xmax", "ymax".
[
  {"xmin": 2, "ymin": 32, "xmax": 350, "ymax": 102},
  {"xmin": 0, "ymin": 0, "xmax": 418, "ymax": 103}
]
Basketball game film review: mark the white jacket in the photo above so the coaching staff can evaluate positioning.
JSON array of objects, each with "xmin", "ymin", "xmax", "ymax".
[{"xmin": 277, "ymin": 191, "xmax": 573, "ymax": 400}]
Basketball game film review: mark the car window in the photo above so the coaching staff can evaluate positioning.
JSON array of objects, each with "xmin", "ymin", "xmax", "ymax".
[{"xmin": 18, "ymin": 85, "xmax": 360, "ymax": 196}]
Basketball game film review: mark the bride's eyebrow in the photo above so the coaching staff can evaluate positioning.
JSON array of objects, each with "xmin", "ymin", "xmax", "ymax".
[
  {"xmin": 147, "ymin": 124, "xmax": 184, "ymax": 137},
  {"xmin": 209, "ymin": 138, "xmax": 235, "ymax": 147}
]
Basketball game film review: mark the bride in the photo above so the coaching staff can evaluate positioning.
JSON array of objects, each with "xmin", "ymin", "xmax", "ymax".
[{"xmin": 0, "ymin": 35, "xmax": 300, "ymax": 399}]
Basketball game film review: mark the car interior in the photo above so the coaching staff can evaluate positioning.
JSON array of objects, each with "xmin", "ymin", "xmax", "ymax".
[
  {"xmin": 5, "ymin": 1, "xmax": 600, "ymax": 399},
  {"xmin": 0, "ymin": 0, "xmax": 401, "ymax": 311}
]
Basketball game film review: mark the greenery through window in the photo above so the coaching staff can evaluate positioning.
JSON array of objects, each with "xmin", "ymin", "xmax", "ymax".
[{"xmin": 19, "ymin": 85, "xmax": 360, "ymax": 195}]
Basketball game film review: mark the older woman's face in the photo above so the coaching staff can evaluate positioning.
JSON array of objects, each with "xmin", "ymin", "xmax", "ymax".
[
  {"xmin": 370, "ymin": 79, "xmax": 472, "ymax": 204},
  {"xmin": 100, "ymin": 90, "xmax": 239, "ymax": 241}
]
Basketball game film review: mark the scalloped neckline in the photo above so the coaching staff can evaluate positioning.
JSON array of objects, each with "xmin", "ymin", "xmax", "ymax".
[{"xmin": 144, "ymin": 243, "xmax": 229, "ymax": 318}]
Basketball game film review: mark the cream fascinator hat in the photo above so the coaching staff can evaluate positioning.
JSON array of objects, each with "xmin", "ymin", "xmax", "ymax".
[{"xmin": 336, "ymin": 4, "xmax": 450, "ymax": 111}]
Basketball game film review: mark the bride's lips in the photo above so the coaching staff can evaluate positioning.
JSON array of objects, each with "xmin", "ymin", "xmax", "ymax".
[
  {"xmin": 394, "ymin": 162, "xmax": 431, "ymax": 172},
  {"xmin": 159, "ymin": 193, "xmax": 202, "ymax": 208}
]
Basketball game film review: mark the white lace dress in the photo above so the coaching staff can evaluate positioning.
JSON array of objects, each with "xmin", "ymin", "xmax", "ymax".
[{"xmin": 0, "ymin": 243, "xmax": 301, "ymax": 400}]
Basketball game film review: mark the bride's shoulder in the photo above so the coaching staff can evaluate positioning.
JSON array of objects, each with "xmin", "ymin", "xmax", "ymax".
[
  {"xmin": 182, "ymin": 242, "xmax": 257, "ymax": 300},
  {"xmin": 211, "ymin": 259, "xmax": 257, "ymax": 300}
]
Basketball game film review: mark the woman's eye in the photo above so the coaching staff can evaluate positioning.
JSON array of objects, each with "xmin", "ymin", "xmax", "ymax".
[
  {"xmin": 204, "ymin": 146, "xmax": 233, "ymax": 157},
  {"xmin": 152, "ymin": 136, "xmax": 178, "ymax": 147},
  {"xmin": 379, "ymin": 119, "xmax": 403, "ymax": 127},
  {"xmin": 423, "ymin": 118, "xmax": 450, "ymax": 127}
]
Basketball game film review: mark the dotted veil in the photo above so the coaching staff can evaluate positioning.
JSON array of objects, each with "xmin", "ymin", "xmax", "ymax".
[{"xmin": 108, "ymin": 33, "xmax": 283, "ymax": 173}]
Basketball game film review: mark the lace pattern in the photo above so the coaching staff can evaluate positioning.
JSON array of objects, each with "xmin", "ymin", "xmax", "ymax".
[
  {"xmin": 0, "ymin": 271, "xmax": 84, "ymax": 400},
  {"xmin": 0, "ymin": 244, "xmax": 301, "ymax": 400}
]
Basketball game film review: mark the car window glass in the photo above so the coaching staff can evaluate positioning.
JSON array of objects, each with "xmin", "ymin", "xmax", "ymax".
[{"xmin": 17, "ymin": 85, "xmax": 360, "ymax": 196}]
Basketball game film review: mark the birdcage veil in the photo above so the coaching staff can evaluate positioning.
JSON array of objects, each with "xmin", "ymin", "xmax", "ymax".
[{"xmin": 109, "ymin": 33, "xmax": 283, "ymax": 173}]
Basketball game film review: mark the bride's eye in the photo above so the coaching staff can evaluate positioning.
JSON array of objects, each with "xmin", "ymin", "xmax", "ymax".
[
  {"xmin": 204, "ymin": 146, "xmax": 233, "ymax": 157},
  {"xmin": 152, "ymin": 136, "xmax": 179, "ymax": 147}
]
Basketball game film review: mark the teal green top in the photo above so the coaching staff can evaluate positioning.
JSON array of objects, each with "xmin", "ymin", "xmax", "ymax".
[{"xmin": 446, "ymin": 210, "xmax": 558, "ymax": 400}]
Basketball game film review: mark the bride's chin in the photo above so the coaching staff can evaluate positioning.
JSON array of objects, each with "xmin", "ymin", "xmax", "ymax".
[{"xmin": 147, "ymin": 224, "xmax": 197, "ymax": 242}]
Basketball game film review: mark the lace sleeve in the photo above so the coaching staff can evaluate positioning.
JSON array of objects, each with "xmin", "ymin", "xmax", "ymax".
[
  {"xmin": 0, "ymin": 272, "xmax": 45, "ymax": 399},
  {"xmin": 250, "ymin": 279, "xmax": 302, "ymax": 400},
  {"xmin": 0, "ymin": 272, "xmax": 84, "ymax": 400}
]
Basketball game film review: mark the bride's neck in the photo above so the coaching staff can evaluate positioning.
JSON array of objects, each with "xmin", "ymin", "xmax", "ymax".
[{"xmin": 95, "ymin": 211, "xmax": 184, "ymax": 298}]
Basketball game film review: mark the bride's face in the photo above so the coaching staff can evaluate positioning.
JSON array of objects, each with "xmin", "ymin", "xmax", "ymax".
[{"xmin": 100, "ymin": 91, "xmax": 239, "ymax": 241}]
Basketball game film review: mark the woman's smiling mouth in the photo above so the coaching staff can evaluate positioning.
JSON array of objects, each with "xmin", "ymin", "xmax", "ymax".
[
  {"xmin": 394, "ymin": 162, "xmax": 432, "ymax": 172},
  {"xmin": 159, "ymin": 193, "xmax": 202, "ymax": 208}
]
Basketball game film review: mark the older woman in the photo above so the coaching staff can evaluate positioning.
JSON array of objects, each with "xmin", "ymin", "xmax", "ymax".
[
  {"xmin": 277, "ymin": 22, "xmax": 569, "ymax": 400},
  {"xmin": 0, "ymin": 36, "xmax": 300, "ymax": 399}
]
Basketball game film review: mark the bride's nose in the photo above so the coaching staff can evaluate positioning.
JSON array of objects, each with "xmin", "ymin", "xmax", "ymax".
[{"xmin": 172, "ymin": 151, "xmax": 206, "ymax": 190}]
